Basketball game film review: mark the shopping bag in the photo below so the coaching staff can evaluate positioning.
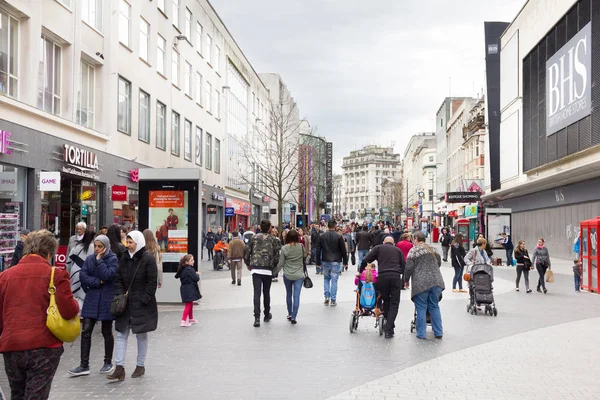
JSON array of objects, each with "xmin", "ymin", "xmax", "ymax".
[{"xmin": 545, "ymin": 269, "xmax": 554, "ymax": 283}]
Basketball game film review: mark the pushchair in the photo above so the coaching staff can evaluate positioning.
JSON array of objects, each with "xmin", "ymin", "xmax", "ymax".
[
  {"xmin": 212, "ymin": 250, "xmax": 228, "ymax": 270},
  {"xmin": 409, "ymin": 294, "xmax": 443, "ymax": 334},
  {"xmin": 349, "ymin": 282, "xmax": 385, "ymax": 335},
  {"xmin": 466, "ymin": 263, "xmax": 498, "ymax": 316}
]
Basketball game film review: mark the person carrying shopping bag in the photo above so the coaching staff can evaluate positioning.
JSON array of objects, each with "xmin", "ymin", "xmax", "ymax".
[{"xmin": 531, "ymin": 238, "xmax": 552, "ymax": 294}]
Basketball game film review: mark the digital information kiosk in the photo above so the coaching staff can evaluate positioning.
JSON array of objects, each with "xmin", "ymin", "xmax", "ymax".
[{"xmin": 138, "ymin": 169, "xmax": 202, "ymax": 303}]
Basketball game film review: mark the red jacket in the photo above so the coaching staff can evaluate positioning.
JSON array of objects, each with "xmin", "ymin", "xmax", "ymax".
[
  {"xmin": 396, "ymin": 240, "xmax": 414, "ymax": 259},
  {"xmin": 0, "ymin": 255, "xmax": 79, "ymax": 352}
]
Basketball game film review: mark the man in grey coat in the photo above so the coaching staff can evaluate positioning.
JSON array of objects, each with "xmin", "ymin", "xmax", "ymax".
[{"xmin": 404, "ymin": 231, "xmax": 445, "ymax": 340}]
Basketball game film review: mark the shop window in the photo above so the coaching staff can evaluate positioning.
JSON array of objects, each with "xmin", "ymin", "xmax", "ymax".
[
  {"xmin": 113, "ymin": 188, "xmax": 138, "ymax": 231},
  {"xmin": 37, "ymin": 36, "xmax": 62, "ymax": 115},
  {"xmin": 0, "ymin": 165, "xmax": 27, "ymax": 270},
  {"xmin": 0, "ymin": 11, "xmax": 19, "ymax": 98}
]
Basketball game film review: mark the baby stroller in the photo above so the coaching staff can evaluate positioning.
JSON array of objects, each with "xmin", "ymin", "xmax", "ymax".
[
  {"xmin": 409, "ymin": 293, "xmax": 442, "ymax": 333},
  {"xmin": 466, "ymin": 263, "xmax": 498, "ymax": 316},
  {"xmin": 349, "ymin": 281, "xmax": 385, "ymax": 335}
]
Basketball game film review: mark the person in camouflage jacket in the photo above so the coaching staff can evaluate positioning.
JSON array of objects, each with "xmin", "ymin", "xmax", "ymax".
[{"xmin": 244, "ymin": 219, "xmax": 281, "ymax": 327}]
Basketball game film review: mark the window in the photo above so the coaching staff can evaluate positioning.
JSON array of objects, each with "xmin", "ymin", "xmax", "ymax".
[
  {"xmin": 184, "ymin": 119, "xmax": 192, "ymax": 161},
  {"xmin": 205, "ymin": 81, "xmax": 212, "ymax": 113},
  {"xmin": 205, "ymin": 132, "xmax": 212, "ymax": 170},
  {"xmin": 139, "ymin": 19, "xmax": 149, "ymax": 62},
  {"xmin": 138, "ymin": 90, "xmax": 150, "ymax": 142},
  {"xmin": 117, "ymin": 76, "xmax": 131, "ymax": 134},
  {"xmin": 215, "ymin": 89, "xmax": 220, "ymax": 119},
  {"xmin": 171, "ymin": 49, "xmax": 179, "ymax": 86},
  {"xmin": 428, "ymin": 189, "xmax": 433, "ymax": 201},
  {"xmin": 157, "ymin": 34, "xmax": 166, "ymax": 75},
  {"xmin": 195, "ymin": 126, "xmax": 202, "ymax": 166},
  {"xmin": 184, "ymin": 61, "xmax": 192, "ymax": 97},
  {"xmin": 428, "ymin": 155, "xmax": 434, "ymax": 162},
  {"xmin": 156, "ymin": 101, "xmax": 166, "ymax": 150},
  {"xmin": 215, "ymin": 46, "xmax": 220, "ymax": 72},
  {"xmin": 118, "ymin": 0, "xmax": 130, "ymax": 47},
  {"xmin": 81, "ymin": 0, "xmax": 102, "ymax": 31},
  {"xmin": 195, "ymin": 72, "xmax": 202, "ymax": 106},
  {"xmin": 205, "ymin": 34, "xmax": 212, "ymax": 65},
  {"xmin": 428, "ymin": 171, "xmax": 434, "ymax": 180},
  {"xmin": 77, "ymin": 60, "xmax": 95, "ymax": 129},
  {"xmin": 37, "ymin": 36, "xmax": 62, "ymax": 115},
  {"xmin": 57, "ymin": 0, "xmax": 71, "ymax": 7},
  {"xmin": 0, "ymin": 12, "xmax": 18, "ymax": 98},
  {"xmin": 214, "ymin": 138, "xmax": 220, "ymax": 173},
  {"xmin": 184, "ymin": 8, "xmax": 192, "ymax": 39},
  {"xmin": 171, "ymin": 111, "xmax": 180, "ymax": 156},
  {"xmin": 171, "ymin": 0, "xmax": 179, "ymax": 29},
  {"xmin": 196, "ymin": 22, "xmax": 202, "ymax": 54},
  {"xmin": 157, "ymin": 0, "xmax": 166, "ymax": 13}
]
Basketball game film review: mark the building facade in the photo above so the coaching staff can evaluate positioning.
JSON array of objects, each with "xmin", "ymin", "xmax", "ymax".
[
  {"xmin": 485, "ymin": 0, "xmax": 600, "ymax": 259},
  {"xmin": 342, "ymin": 145, "xmax": 400, "ymax": 220},
  {"xmin": 402, "ymin": 133, "xmax": 436, "ymax": 219},
  {"xmin": 298, "ymin": 133, "xmax": 327, "ymax": 225}
]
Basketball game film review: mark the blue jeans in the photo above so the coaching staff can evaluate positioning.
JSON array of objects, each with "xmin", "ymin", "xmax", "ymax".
[
  {"xmin": 357, "ymin": 250, "xmax": 369, "ymax": 271},
  {"xmin": 413, "ymin": 286, "xmax": 443, "ymax": 339},
  {"xmin": 284, "ymin": 276, "xmax": 303, "ymax": 319},
  {"xmin": 452, "ymin": 266, "xmax": 464, "ymax": 290},
  {"xmin": 574, "ymin": 275, "xmax": 581, "ymax": 291},
  {"xmin": 311, "ymin": 248, "xmax": 318, "ymax": 268},
  {"xmin": 115, "ymin": 329, "xmax": 148, "ymax": 367},
  {"xmin": 506, "ymin": 248, "xmax": 514, "ymax": 266},
  {"xmin": 323, "ymin": 262, "xmax": 342, "ymax": 301}
]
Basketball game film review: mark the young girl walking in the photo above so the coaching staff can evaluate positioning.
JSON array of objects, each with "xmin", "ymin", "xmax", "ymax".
[{"xmin": 175, "ymin": 254, "xmax": 201, "ymax": 327}]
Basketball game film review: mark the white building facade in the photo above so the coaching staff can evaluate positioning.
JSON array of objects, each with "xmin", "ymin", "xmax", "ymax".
[{"xmin": 401, "ymin": 133, "xmax": 436, "ymax": 219}]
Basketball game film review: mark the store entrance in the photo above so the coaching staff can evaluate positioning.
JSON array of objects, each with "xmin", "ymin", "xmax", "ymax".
[{"xmin": 41, "ymin": 177, "xmax": 103, "ymax": 246}]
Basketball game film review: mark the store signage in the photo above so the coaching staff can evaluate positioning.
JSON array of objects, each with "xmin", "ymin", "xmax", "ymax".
[
  {"xmin": 546, "ymin": 22, "xmax": 591, "ymax": 137},
  {"xmin": 81, "ymin": 185, "xmax": 96, "ymax": 201},
  {"xmin": 112, "ymin": 185, "xmax": 128, "ymax": 201},
  {"xmin": 487, "ymin": 44, "xmax": 498, "ymax": 54},
  {"xmin": 0, "ymin": 171, "xmax": 16, "ymax": 192},
  {"xmin": 207, "ymin": 205, "xmax": 217, "ymax": 214},
  {"xmin": 62, "ymin": 144, "xmax": 99, "ymax": 180},
  {"xmin": 326, "ymin": 142, "xmax": 333, "ymax": 203},
  {"xmin": 39, "ymin": 171, "xmax": 61, "ymax": 192},
  {"xmin": 225, "ymin": 198, "xmax": 251, "ymax": 216},
  {"xmin": 212, "ymin": 192, "xmax": 225, "ymax": 202},
  {"xmin": 0, "ymin": 130, "xmax": 12, "ymax": 155},
  {"xmin": 465, "ymin": 205, "xmax": 478, "ymax": 217},
  {"xmin": 445, "ymin": 192, "xmax": 481, "ymax": 203},
  {"xmin": 55, "ymin": 245, "xmax": 68, "ymax": 268},
  {"xmin": 225, "ymin": 207, "xmax": 235, "ymax": 217},
  {"xmin": 129, "ymin": 169, "xmax": 139, "ymax": 183},
  {"xmin": 262, "ymin": 206, "xmax": 270, "ymax": 213}
]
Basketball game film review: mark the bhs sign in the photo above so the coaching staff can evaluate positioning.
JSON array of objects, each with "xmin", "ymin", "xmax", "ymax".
[{"xmin": 546, "ymin": 22, "xmax": 591, "ymax": 137}]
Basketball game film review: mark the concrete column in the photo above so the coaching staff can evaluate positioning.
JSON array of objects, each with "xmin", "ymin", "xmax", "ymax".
[{"xmin": 27, "ymin": 169, "xmax": 42, "ymax": 230}]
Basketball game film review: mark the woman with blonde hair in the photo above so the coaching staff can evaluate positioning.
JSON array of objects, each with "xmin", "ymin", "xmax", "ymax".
[{"xmin": 143, "ymin": 229, "xmax": 163, "ymax": 288}]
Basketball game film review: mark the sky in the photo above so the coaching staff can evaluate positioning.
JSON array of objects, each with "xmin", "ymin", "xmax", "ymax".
[{"xmin": 211, "ymin": 0, "xmax": 526, "ymax": 173}]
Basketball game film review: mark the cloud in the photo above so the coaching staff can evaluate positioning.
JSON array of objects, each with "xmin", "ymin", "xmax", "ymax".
[{"xmin": 210, "ymin": 0, "xmax": 526, "ymax": 171}]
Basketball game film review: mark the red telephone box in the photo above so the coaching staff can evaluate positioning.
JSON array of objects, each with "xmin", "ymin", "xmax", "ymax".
[
  {"xmin": 580, "ymin": 216, "xmax": 600, "ymax": 293},
  {"xmin": 456, "ymin": 219, "xmax": 471, "ymax": 250}
]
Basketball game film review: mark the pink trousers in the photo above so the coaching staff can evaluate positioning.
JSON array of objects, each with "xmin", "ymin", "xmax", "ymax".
[{"xmin": 182, "ymin": 302, "xmax": 194, "ymax": 321}]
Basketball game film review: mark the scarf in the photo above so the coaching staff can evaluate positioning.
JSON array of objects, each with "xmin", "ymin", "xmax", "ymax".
[{"xmin": 127, "ymin": 230, "xmax": 146, "ymax": 258}]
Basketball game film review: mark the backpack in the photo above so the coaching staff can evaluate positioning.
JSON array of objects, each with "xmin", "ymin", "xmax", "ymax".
[
  {"xmin": 360, "ymin": 282, "xmax": 376, "ymax": 308},
  {"xmin": 244, "ymin": 233, "xmax": 276, "ymax": 269}
]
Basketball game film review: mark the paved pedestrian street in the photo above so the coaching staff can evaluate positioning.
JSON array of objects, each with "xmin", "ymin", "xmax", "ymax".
[{"xmin": 1, "ymin": 250, "xmax": 599, "ymax": 399}]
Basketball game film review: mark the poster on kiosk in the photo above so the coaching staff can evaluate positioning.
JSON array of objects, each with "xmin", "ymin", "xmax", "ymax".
[{"xmin": 138, "ymin": 169, "xmax": 202, "ymax": 303}]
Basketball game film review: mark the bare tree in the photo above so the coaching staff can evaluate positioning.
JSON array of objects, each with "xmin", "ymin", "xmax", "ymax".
[{"xmin": 241, "ymin": 99, "xmax": 307, "ymax": 229}]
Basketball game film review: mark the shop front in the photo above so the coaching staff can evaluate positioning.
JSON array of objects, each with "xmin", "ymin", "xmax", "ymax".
[
  {"xmin": 225, "ymin": 197, "xmax": 251, "ymax": 231},
  {"xmin": 0, "ymin": 119, "xmax": 145, "ymax": 258},
  {"xmin": 251, "ymin": 194, "xmax": 270, "ymax": 227},
  {"xmin": 202, "ymin": 185, "xmax": 224, "ymax": 231}
]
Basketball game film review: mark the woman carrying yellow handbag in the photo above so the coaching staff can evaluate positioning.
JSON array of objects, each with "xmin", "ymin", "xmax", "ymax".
[{"xmin": 0, "ymin": 230, "xmax": 80, "ymax": 399}]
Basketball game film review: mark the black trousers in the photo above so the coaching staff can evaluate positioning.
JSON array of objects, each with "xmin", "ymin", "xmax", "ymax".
[
  {"xmin": 207, "ymin": 248, "xmax": 214, "ymax": 260},
  {"xmin": 3, "ymin": 347, "xmax": 64, "ymax": 400},
  {"xmin": 81, "ymin": 318, "xmax": 114, "ymax": 368},
  {"xmin": 377, "ymin": 273, "xmax": 402, "ymax": 334},
  {"xmin": 536, "ymin": 264, "xmax": 548, "ymax": 290},
  {"xmin": 252, "ymin": 273, "xmax": 272, "ymax": 318}
]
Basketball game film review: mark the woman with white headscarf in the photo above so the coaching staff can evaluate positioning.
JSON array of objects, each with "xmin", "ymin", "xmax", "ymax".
[{"xmin": 107, "ymin": 231, "xmax": 158, "ymax": 382}]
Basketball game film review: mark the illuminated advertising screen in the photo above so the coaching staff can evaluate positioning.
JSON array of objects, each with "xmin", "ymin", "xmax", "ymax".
[{"xmin": 149, "ymin": 190, "xmax": 189, "ymax": 263}]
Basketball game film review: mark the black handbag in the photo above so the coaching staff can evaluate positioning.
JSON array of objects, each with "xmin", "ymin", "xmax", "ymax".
[
  {"xmin": 302, "ymin": 258, "xmax": 313, "ymax": 289},
  {"xmin": 351, "ymin": 252, "xmax": 356, "ymax": 266},
  {"xmin": 111, "ymin": 259, "xmax": 142, "ymax": 316}
]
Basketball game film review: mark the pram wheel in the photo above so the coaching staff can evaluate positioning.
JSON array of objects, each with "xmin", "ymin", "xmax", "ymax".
[
  {"xmin": 377, "ymin": 315, "xmax": 384, "ymax": 336},
  {"xmin": 466, "ymin": 304, "xmax": 470, "ymax": 313},
  {"xmin": 493, "ymin": 308, "xmax": 498, "ymax": 317},
  {"xmin": 349, "ymin": 312, "xmax": 359, "ymax": 333}
]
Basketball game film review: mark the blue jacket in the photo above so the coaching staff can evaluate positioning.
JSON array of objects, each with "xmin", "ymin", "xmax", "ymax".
[{"xmin": 80, "ymin": 250, "xmax": 118, "ymax": 321}]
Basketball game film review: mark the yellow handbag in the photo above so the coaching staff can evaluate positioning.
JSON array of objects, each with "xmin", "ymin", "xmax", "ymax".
[{"xmin": 46, "ymin": 266, "xmax": 81, "ymax": 343}]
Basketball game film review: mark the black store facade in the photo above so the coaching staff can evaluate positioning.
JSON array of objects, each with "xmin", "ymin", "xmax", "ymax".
[
  {"xmin": 202, "ymin": 184, "xmax": 225, "ymax": 231},
  {"xmin": 494, "ymin": 0, "xmax": 600, "ymax": 259},
  {"xmin": 0, "ymin": 119, "xmax": 146, "ymax": 267}
]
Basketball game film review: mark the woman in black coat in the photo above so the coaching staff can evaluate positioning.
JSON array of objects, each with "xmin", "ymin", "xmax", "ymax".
[
  {"xmin": 107, "ymin": 230, "xmax": 158, "ymax": 382},
  {"xmin": 450, "ymin": 234, "xmax": 467, "ymax": 292},
  {"xmin": 175, "ymin": 254, "xmax": 201, "ymax": 327},
  {"xmin": 205, "ymin": 228, "xmax": 216, "ymax": 261}
]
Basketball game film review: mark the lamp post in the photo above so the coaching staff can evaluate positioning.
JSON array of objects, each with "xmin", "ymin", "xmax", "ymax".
[{"xmin": 430, "ymin": 176, "xmax": 434, "ymax": 244}]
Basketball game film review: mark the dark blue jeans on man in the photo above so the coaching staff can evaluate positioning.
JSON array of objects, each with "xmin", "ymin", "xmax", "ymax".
[
  {"xmin": 413, "ymin": 286, "xmax": 443, "ymax": 339},
  {"xmin": 283, "ymin": 276, "xmax": 303, "ymax": 320},
  {"xmin": 323, "ymin": 262, "xmax": 342, "ymax": 302},
  {"xmin": 506, "ymin": 248, "xmax": 514, "ymax": 266},
  {"xmin": 357, "ymin": 250, "xmax": 369, "ymax": 271},
  {"xmin": 574, "ymin": 274, "xmax": 581, "ymax": 292}
]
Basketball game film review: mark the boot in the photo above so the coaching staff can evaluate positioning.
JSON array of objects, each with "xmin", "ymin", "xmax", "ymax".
[
  {"xmin": 107, "ymin": 365, "xmax": 125, "ymax": 381},
  {"xmin": 131, "ymin": 366, "xmax": 145, "ymax": 378}
]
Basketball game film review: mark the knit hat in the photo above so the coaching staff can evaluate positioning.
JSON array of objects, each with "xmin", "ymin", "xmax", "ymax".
[{"xmin": 94, "ymin": 234, "xmax": 110, "ymax": 250}]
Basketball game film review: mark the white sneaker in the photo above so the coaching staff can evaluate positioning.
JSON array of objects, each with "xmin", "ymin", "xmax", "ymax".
[
  {"xmin": 189, "ymin": 319, "xmax": 198, "ymax": 324},
  {"xmin": 180, "ymin": 321, "xmax": 191, "ymax": 327},
  {"xmin": 515, "ymin": 288, "xmax": 520, "ymax": 292}
]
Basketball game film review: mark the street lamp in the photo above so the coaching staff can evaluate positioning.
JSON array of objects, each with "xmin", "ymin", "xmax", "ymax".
[{"xmin": 430, "ymin": 176, "xmax": 434, "ymax": 243}]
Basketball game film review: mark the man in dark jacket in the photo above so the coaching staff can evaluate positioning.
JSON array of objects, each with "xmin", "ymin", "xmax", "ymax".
[
  {"xmin": 355, "ymin": 225, "xmax": 372, "ymax": 270},
  {"xmin": 10, "ymin": 229, "xmax": 30, "ymax": 268},
  {"xmin": 244, "ymin": 219, "xmax": 281, "ymax": 327},
  {"xmin": 360, "ymin": 236, "xmax": 405, "ymax": 339},
  {"xmin": 316, "ymin": 220, "xmax": 348, "ymax": 307},
  {"xmin": 310, "ymin": 226, "xmax": 321, "ymax": 271},
  {"xmin": 391, "ymin": 226, "xmax": 402, "ymax": 244},
  {"xmin": 440, "ymin": 228, "xmax": 453, "ymax": 262}
]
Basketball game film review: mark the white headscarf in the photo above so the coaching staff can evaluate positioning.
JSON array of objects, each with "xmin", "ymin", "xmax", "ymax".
[{"xmin": 127, "ymin": 230, "xmax": 146, "ymax": 258}]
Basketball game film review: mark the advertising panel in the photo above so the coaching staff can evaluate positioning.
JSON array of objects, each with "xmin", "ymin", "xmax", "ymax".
[
  {"xmin": 149, "ymin": 190, "xmax": 188, "ymax": 263},
  {"xmin": 112, "ymin": 185, "xmax": 128, "ymax": 201},
  {"xmin": 326, "ymin": 142, "xmax": 333, "ymax": 203}
]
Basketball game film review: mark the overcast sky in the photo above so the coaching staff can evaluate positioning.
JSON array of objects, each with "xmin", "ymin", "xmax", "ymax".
[{"xmin": 211, "ymin": 0, "xmax": 526, "ymax": 173}]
